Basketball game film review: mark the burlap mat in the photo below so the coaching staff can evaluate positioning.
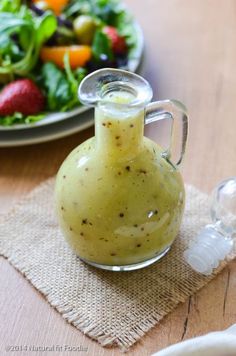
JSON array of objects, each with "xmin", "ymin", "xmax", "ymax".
[{"xmin": 0, "ymin": 178, "xmax": 234, "ymax": 351}]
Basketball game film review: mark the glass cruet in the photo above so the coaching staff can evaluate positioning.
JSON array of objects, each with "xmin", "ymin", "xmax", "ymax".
[{"xmin": 55, "ymin": 68, "xmax": 189, "ymax": 271}]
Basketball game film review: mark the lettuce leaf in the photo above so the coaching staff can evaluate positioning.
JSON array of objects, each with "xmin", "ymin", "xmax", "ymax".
[
  {"xmin": 0, "ymin": 112, "xmax": 45, "ymax": 126},
  {"xmin": 41, "ymin": 62, "xmax": 72, "ymax": 111},
  {"xmin": 0, "ymin": 8, "xmax": 57, "ymax": 77},
  {"xmin": 0, "ymin": 0, "xmax": 21, "ymax": 13},
  {"xmin": 92, "ymin": 30, "xmax": 113, "ymax": 61},
  {"xmin": 40, "ymin": 59, "xmax": 87, "ymax": 112}
]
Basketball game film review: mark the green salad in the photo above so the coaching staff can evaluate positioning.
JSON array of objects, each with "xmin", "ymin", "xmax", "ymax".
[{"xmin": 0, "ymin": 0, "xmax": 138, "ymax": 126}]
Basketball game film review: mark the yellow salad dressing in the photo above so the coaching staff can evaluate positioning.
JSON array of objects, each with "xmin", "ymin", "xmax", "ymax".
[{"xmin": 55, "ymin": 89, "xmax": 185, "ymax": 267}]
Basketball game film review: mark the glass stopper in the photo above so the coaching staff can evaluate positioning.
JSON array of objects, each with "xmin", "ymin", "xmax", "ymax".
[{"xmin": 184, "ymin": 177, "xmax": 236, "ymax": 275}]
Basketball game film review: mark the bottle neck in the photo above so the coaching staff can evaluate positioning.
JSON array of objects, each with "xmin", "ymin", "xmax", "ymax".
[{"xmin": 95, "ymin": 106, "xmax": 144, "ymax": 161}]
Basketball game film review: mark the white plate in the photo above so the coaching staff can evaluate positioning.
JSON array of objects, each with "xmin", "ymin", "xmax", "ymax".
[
  {"xmin": 0, "ymin": 22, "xmax": 144, "ymax": 132},
  {"xmin": 0, "ymin": 109, "xmax": 94, "ymax": 147}
]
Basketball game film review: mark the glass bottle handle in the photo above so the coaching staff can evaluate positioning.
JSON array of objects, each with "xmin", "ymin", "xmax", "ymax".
[{"xmin": 145, "ymin": 99, "xmax": 188, "ymax": 167}]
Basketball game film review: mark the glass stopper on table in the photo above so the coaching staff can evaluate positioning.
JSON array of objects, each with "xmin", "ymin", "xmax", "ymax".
[{"xmin": 184, "ymin": 177, "xmax": 236, "ymax": 275}]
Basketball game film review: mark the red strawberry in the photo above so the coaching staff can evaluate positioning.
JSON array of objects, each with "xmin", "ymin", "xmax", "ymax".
[
  {"xmin": 0, "ymin": 79, "xmax": 45, "ymax": 116},
  {"xmin": 103, "ymin": 26, "xmax": 127, "ymax": 55}
]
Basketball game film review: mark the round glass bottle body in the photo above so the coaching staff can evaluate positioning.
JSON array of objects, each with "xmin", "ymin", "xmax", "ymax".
[{"xmin": 55, "ymin": 69, "xmax": 188, "ymax": 271}]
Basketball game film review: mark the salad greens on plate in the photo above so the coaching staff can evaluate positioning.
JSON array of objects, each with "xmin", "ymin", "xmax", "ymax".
[{"xmin": 0, "ymin": 0, "xmax": 138, "ymax": 126}]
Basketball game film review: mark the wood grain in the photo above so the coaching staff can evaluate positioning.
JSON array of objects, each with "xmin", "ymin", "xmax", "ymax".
[{"xmin": 1, "ymin": 0, "xmax": 236, "ymax": 354}]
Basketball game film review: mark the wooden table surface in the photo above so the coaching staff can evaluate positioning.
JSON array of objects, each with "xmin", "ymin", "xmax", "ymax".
[{"xmin": 1, "ymin": 0, "xmax": 236, "ymax": 355}]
